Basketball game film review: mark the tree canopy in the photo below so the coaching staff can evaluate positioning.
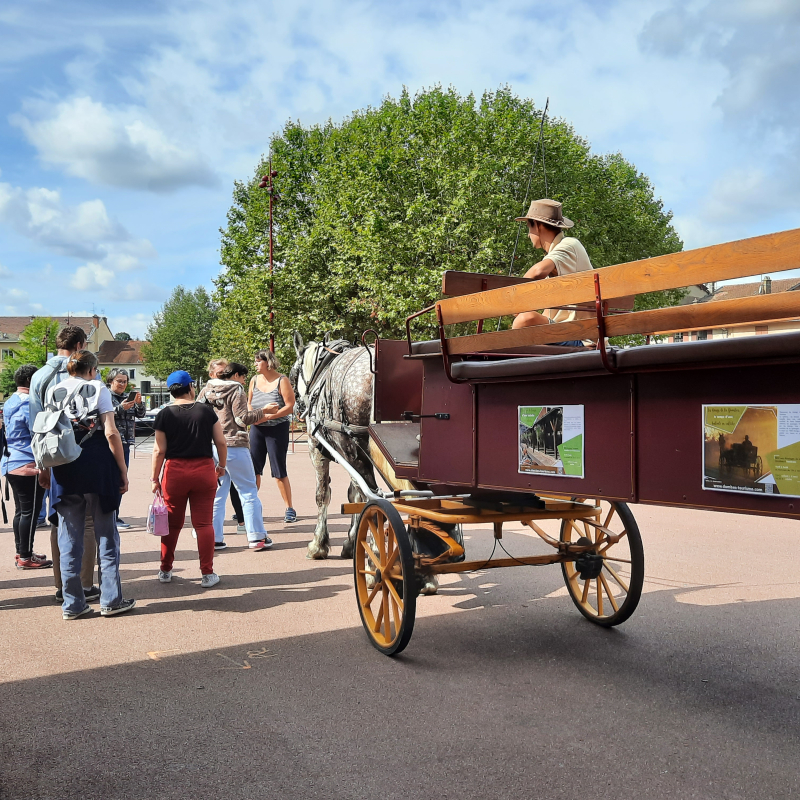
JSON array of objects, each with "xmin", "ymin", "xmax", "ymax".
[
  {"xmin": 114, "ymin": 332, "xmax": 132, "ymax": 341},
  {"xmin": 141, "ymin": 287, "xmax": 217, "ymax": 382},
  {"xmin": 0, "ymin": 317, "xmax": 60, "ymax": 396},
  {"xmin": 213, "ymin": 86, "xmax": 683, "ymax": 366}
]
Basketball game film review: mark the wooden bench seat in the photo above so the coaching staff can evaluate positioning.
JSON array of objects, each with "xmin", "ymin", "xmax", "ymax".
[
  {"xmin": 409, "ymin": 339, "xmax": 589, "ymax": 357},
  {"xmin": 448, "ymin": 329, "xmax": 800, "ymax": 381}
]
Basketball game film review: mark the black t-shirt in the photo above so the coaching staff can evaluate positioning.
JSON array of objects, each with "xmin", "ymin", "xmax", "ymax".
[{"xmin": 154, "ymin": 402, "xmax": 218, "ymax": 460}]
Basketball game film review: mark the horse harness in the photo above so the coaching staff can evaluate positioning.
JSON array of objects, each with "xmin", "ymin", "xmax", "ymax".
[{"xmin": 298, "ymin": 340, "xmax": 371, "ymax": 438}]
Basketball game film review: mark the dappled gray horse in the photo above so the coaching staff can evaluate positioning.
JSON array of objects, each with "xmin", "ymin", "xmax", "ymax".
[
  {"xmin": 290, "ymin": 334, "xmax": 377, "ymax": 560},
  {"xmin": 290, "ymin": 333, "xmax": 448, "ymax": 594}
]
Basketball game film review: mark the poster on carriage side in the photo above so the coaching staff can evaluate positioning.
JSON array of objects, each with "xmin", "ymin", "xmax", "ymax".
[
  {"xmin": 703, "ymin": 404, "xmax": 800, "ymax": 497},
  {"xmin": 518, "ymin": 405, "xmax": 584, "ymax": 478}
]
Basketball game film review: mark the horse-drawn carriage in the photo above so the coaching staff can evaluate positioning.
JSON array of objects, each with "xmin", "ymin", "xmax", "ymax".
[
  {"xmin": 719, "ymin": 441, "xmax": 762, "ymax": 478},
  {"xmin": 293, "ymin": 227, "xmax": 800, "ymax": 655}
]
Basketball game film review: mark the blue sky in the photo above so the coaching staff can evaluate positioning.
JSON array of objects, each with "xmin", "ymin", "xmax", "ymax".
[{"xmin": 1, "ymin": 0, "xmax": 798, "ymax": 338}]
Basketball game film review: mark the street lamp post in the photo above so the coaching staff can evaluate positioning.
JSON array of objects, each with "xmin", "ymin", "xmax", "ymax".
[{"xmin": 258, "ymin": 161, "xmax": 279, "ymax": 353}]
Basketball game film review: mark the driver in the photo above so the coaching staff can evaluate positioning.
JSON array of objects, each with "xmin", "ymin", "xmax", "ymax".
[{"xmin": 511, "ymin": 198, "xmax": 594, "ymax": 347}]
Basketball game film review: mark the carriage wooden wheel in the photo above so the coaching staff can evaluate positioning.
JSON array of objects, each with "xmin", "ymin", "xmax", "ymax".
[
  {"xmin": 560, "ymin": 500, "xmax": 644, "ymax": 627},
  {"xmin": 354, "ymin": 500, "xmax": 417, "ymax": 655}
]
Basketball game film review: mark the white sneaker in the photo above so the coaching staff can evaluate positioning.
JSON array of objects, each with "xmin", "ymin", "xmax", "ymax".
[
  {"xmin": 235, "ymin": 523, "xmax": 246, "ymax": 534},
  {"xmin": 201, "ymin": 573, "xmax": 220, "ymax": 588},
  {"xmin": 158, "ymin": 570, "xmax": 172, "ymax": 583}
]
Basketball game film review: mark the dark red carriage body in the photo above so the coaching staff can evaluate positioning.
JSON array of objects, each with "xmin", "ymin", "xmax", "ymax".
[{"xmin": 371, "ymin": 335, "xmax": 800, "ymax": 522}]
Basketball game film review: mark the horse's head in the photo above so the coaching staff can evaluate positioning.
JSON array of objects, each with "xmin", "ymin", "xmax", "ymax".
[{"xmin": 288, "ymin": 332, "xmax": 322, "ymax": 419}]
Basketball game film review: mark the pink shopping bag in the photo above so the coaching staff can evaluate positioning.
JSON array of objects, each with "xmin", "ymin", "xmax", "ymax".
[{"xmin": 146, "ymin": 490, "xmax": 170, "ymax": 536}]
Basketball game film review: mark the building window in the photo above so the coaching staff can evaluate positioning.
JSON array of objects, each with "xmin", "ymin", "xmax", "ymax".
[
  {"xmin": 755, "ymin": 325, "xmax": 769, "ymax": 336},
  {"xmin": 673, "ymin": 333, "xmax": 683, "ymax": 343},
  {"xmin": 129, "ymin": 368, "xmax": 135, "ymax": 379},
  {"xmin": 697, "ymin": 330, "xmax": 709, "ymax": 341},
  {"xmin": 1, "ymin": 349, "xmax": 14, "ymax": 360}
]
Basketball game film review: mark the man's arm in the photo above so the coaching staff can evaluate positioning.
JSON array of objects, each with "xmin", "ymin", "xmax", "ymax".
[{"xmin": 523, "ymin": 258, "xmax": 558, "ymax": 281}]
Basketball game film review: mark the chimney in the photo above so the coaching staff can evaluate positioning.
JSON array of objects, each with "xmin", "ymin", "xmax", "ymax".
[
  {"xmin": 92, "ymin": 314, "xmax": 100, "ymax": 327},
  {"xmin": 759, "ymin": 276, "xmax": 772, "ymax": 294}
]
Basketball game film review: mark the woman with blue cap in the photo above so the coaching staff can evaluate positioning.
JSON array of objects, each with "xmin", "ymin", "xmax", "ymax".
[{"xmin": 151, "ymin": 370, "xmax": 228, "ymax": 587}]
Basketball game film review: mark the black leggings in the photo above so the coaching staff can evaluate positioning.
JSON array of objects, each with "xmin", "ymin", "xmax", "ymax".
[
  {"xmin": 230, "ymin": 483, "xmax": 244, "ymax": 523},
  {"xmin": 6, "ymin": 474, "xmax": 45, "ymax": 558},
  {"xmin": 249, "ymin": 422, "xmax": 290, "ymax": 479}
]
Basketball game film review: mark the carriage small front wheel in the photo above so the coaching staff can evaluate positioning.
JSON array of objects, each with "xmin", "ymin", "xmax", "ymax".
[
  {"xmin": 354, "ymin": 500, "xmax": 417, "ymax": 655},
  {"xmin": 560, "ymin": 500, "xmax": 644, "ymax": 627}
]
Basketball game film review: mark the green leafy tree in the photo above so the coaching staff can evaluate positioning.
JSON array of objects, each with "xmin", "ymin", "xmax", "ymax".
[
  {"xmin": 213, "ymin": 86, "xmax": 684, "ymax": 366},
  {"xmin": 0, "ymin": 317, "xmax": 60, "ymax": 396},
  {"xmin": 141, "ymin": 287, "xmax": 217, "ymax": 382},
  {"xmin": 114, "ymin": 332, "xmax": 132, "ymax": 341}
]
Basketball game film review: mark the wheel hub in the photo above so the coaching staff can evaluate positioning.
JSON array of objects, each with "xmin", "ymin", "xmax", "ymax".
[
  {"xmin": 374, "ymin": 567, "xmax": 382, "ymax": 585},
  {"xmin": 574, "ymin": 536, "xmax": 603, "ymax": 580}
]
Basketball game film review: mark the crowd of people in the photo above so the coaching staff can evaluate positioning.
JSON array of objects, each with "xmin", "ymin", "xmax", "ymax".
[{"xmin": 0, "ymin": 324, "xmax": 297, "ymax": 619}]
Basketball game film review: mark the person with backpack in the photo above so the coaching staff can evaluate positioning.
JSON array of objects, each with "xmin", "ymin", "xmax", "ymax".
[
  {"xmin": 0, "ymin": 364, "xmax": 53, "ymax": 569},
  {"xmin": 28, "ymin": 325, "xmax": 99, "ymax": 602},
  {"xmin": 44, "ymin": 349, "xmax": 135, "ymax": 619}
]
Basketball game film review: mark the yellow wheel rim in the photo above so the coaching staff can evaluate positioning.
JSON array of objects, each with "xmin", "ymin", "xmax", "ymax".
[{"xmin": 355, "ymin": 504, "xmax": 406, "ymax": 649}]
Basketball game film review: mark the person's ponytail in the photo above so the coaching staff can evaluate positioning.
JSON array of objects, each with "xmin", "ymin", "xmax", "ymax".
[{"xmin": 66, "ymin": 349, "xmax": 98, "ymax": 377}]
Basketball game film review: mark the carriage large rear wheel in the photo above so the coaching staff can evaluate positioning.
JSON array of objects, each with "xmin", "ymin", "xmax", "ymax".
[
  {"xmin": 354, "ymin": 500, "xmax": 416, "ymax": 655},
  {"xmin": 560, "ymin": 501, "xmax": 644, "ymax": 627}
]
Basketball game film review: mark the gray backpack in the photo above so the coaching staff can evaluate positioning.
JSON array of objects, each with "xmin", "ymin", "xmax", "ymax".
[{"xmin": 32, "ymin": 381, "xmax": 101, "ymax": 469}]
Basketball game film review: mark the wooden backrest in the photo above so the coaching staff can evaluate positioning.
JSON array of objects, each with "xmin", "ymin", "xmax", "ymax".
[
  {"xmin": 437, "ymin": 228, "xmax": 800, "ymax": 326},
  {"xmin": 442, "ymin": 270, "xmax": 635, "ymax": 313},
  {"xmin": 431, "ymin": 228, "xmax": 800, "ymax": 355}
]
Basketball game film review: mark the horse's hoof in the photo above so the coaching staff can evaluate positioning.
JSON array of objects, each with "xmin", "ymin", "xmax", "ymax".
[
  {"xmin": 417, "ymin": 574, "xmax": 439, "ymax": 596},
  {"xmin": 306, "ymin": 543, "xmax": 329, "ymax": 560},
  {"xmin": 340, "ymin": 541, "xmax": 355, "ymax": 559}
]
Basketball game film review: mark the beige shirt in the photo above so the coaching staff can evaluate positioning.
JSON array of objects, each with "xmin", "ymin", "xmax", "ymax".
[{"xmin": 541, "ymin": 232, "xmax": 594, "ymax": 323}]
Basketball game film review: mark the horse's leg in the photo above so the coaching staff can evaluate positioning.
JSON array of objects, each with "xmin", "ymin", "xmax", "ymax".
[
  {"xmin": 341, "ymin": 445, "xmax": 379, "ymax": 559},
  {"xmin": 306, "ymin": 443, "xmax": 331, "ymax": 560}
]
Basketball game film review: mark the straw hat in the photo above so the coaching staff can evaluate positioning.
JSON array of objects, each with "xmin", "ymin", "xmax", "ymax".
[{"xmin": 515, "ymin": 198, "xmax": 574, "ymax": 229}]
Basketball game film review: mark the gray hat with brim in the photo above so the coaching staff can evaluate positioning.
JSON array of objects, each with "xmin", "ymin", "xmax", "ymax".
[{"xmin": 515, "ymin": 198, "xmax": 574, "ymax": 229}]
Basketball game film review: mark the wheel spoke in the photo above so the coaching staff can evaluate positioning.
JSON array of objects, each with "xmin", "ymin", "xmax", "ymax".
[
  {"xmin": 365, "ymin": 580, "xmax": 381, "ymax": 607},
  {"xmin": 374, "ymin": 513, "xmax": 386, "ymax": 562},
  {"xmin": 603, "ymin": 562, "xmax": 630, "ymax": 593},
  {"xmin": 385, "ymin": 575, "xmax": 404, "ymax": 612},
  {"xmin": 382, "ymin": 585, "xmax": 391, "ymax": 641},
  {"xmin": 383, "ymin": 545, "xmax": 400, "ymax": 575},
  {"xmin": 581, "ymin": 578, "xmax": 591, "ymax": 604},
  {"xmin": 596, "ymin": 579, "xmax": 604, "ymax": 616},
  {"xmin": 603, "ymin": 505, "xmax": 616, "ymax": 529},
  {"xmin": 390, "ymin": 594, "xmax": 401, "ymax": 633},
  {"xmin": 372, "ymin": 594, "xmax": 385, "ymax": 633},
  {"xmin": 360, "ymin": 539, "xmax": 382, "ymax": 571},
  {"xmin": 599, "ymin": 573, "xmax": 619, "ymax": 612}
]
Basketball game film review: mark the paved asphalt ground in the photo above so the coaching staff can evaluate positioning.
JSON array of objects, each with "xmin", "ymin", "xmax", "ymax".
[{"xmin": 1, "ymin": 442, "xmax": 800, "ymax": 799}]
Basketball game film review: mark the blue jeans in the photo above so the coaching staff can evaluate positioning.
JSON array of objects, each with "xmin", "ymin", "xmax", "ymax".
[
  {"xmin": 57, "ymin": 493, "xmax": 123, "ymax": 614},
  {"xmin": 213, "ymin": 447, "xmax": 267, "ymax": 543}
]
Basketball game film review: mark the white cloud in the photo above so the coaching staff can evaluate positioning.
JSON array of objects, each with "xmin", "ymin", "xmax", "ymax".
[
  {"xmin": 0, "ymin": 181, "xmax": 155, "ymax": 264},
  {"xmin": 13, "ymin": 96, "xmax": 217, "ymax": 193},
  {"xmin": 71, "ymin": 262, "xmax": 115, "ymax": 290},
  {"xmin": 0, "ymin": 263, "xmax": 11, "ymax": 278}
]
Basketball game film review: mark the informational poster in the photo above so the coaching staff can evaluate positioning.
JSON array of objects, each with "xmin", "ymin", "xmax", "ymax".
[
  {"xmin": 518, "ymin": 405, "xmax": 584, "ymax": 478},
  {"xmin": 703, "ymin": 404, "xmax": 800, "ymax": 497}
]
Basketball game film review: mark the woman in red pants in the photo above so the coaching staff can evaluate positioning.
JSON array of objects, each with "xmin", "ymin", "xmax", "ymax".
[{"xmin": 150, "ymin": 370, "xmax": 227, "ymax": 587}]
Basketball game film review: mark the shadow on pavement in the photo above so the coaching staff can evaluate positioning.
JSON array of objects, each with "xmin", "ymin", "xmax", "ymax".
[{"xmin": 1, "ymin": 585, "xmax": 800, "ymax": 799}]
